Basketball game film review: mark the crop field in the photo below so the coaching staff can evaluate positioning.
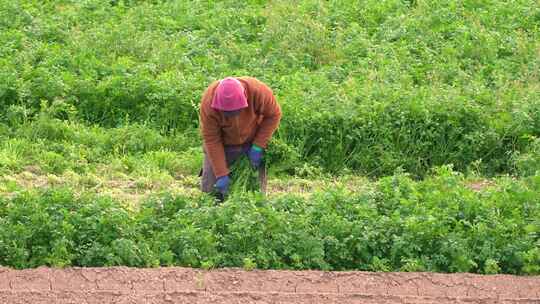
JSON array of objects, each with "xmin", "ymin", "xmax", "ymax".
[{"xmin": 0, "ymin": 0, "xmax": 539, "ymax": 278}]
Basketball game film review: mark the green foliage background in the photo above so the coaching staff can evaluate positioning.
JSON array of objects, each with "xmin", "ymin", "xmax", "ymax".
[
  {"xmin": 0, "ymin": 1, "xmax": 539, "ymax": 273},
  {"xmin": 1, "ymin": 0, "xmax": 539, "ymax": 176}
]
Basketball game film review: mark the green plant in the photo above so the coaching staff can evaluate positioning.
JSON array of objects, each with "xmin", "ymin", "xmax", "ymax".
[
  {"xmin": 1, "ymin": 166, "xmax": 538, "ymax": 274},
  {"xmin": 229, "ymin": 156, "xmax": 261, "ymax": 195}
]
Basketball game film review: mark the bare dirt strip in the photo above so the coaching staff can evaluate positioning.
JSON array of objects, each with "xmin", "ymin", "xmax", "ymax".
[{"xmin": 0, "ymin": 267, "xmax": 539, "ymax": 303}]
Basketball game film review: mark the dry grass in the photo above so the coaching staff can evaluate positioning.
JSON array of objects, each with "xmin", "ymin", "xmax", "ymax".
[{"xmin": 1, "ymin": 164, "xmax": 375, "ymax": 204}]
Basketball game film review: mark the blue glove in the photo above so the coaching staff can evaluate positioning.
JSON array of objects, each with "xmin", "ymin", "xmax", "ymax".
[
  {"xmin": 248, "ymin": 144, "xmax": 264, "ymax": 168},
  {"xmin": 215, "ymin": 175, "xmax": 230, "ymax": 195}
]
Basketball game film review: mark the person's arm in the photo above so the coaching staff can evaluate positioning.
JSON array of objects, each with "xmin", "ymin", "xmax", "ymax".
[
  {"xmin": 200, "ymin": 87, "xmax": 229, "ymax": 178},
  {"xmin": 252, "ymin": 81, "xmax": 282, "ymax": 148}
]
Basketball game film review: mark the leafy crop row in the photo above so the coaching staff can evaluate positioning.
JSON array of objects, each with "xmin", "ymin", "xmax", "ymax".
[{"xmin": 1, "ymin": 167, "xmax": 538, "ymax": 274}]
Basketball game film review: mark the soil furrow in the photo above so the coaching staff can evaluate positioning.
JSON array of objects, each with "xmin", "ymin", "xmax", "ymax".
[{"xmin": 0, "ymin": 267, "xmax": 538, "ymax": 303}]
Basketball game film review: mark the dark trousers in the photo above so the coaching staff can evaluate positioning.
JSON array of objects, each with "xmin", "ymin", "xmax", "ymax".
[{"xmin": 200, "ymin": 145, "xmax": 267, "ymax": 194}]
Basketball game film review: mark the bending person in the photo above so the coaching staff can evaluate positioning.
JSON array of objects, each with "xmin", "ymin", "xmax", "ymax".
[{"xmin": 199, "ymin": 77, "xmax": 281, "ymax": 198}]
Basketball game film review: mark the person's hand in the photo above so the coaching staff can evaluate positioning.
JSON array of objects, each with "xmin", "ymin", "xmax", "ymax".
[
  {"xmin": 248, "ymin": 145, "xmax": 264, "ymax": 168},
  {"xmin": 215, "ymin": 175, "xmax": 230, "ymax": 195}
]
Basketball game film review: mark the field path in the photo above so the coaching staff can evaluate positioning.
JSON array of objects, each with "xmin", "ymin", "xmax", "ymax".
[{"xmin": 1, "ymin": 267, "xmax": 539, "ymax": 303}]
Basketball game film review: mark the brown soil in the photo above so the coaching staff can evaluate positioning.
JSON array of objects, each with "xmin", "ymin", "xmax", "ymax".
[{"xmin": 0, "ymin": 267, "xmax": 538, "ymax": 303}]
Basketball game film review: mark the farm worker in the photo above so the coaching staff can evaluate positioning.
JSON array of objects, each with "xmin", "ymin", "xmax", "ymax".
[{"xmin": 199, "ymin": 77, "xmax": 282, "ymax": 198}]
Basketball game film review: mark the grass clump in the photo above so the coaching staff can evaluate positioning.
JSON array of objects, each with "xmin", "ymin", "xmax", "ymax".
[{"xmin": 229, "ymin": 156, "xmax": 261, "ymax": 195}]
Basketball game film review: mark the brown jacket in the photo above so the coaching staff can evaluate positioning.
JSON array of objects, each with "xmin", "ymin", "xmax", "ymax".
[{"xmin": 200, "ymin": 77, "xmax": 281, "ymax": 178}]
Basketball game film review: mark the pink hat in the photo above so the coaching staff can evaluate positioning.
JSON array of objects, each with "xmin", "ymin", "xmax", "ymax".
[{"xmin": 211, "ymin": 77, "xmax": 248, "ymax": 111}]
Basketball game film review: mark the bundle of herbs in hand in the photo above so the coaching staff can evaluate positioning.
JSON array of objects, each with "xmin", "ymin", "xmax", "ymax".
[{"xmin": 221, "ymin": 156, "xmax": 262, "ymax": 200}]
